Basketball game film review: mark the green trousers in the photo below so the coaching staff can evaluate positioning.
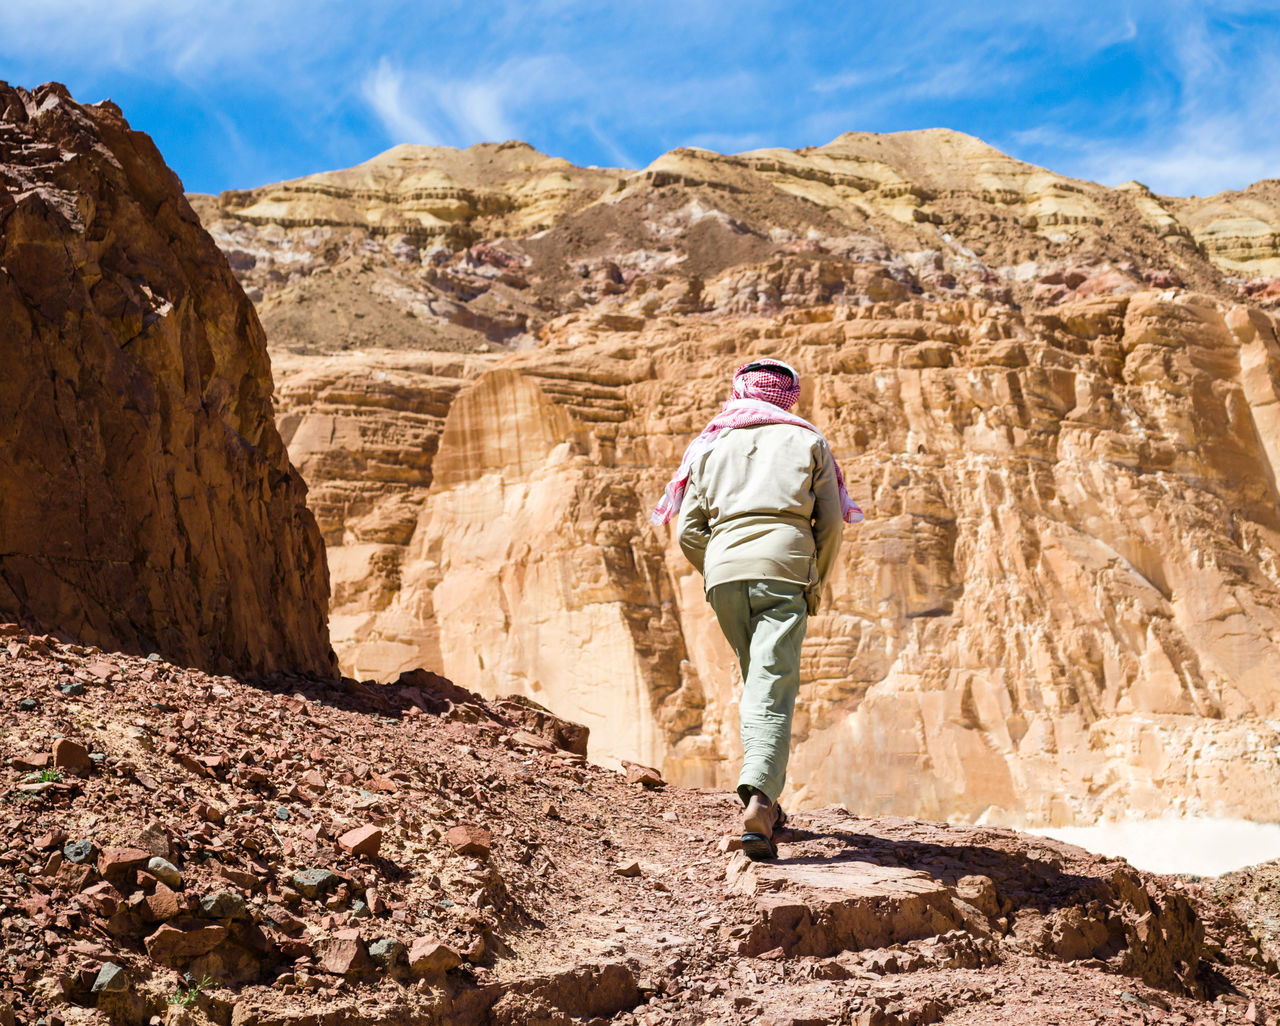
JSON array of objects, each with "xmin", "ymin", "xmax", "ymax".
[{"xmin": 707, "ymin": 579, "xmax": 808, "ymax": 806}]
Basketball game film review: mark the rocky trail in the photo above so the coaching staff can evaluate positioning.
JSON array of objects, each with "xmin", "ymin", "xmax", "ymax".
[{"xmin": 2, "ymin": 629, "xmax": 1278, "ymax": 1026}]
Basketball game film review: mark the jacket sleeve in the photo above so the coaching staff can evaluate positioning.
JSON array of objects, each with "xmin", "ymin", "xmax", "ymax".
[
  {"xmin": 811, "ymin": 440, "xmax": 844, "ymax": 592},
  {"xmin": 676, "ymin": 470, "xmax": 710, "ymax": 575}
]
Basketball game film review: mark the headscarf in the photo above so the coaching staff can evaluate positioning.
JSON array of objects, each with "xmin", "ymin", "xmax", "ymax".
[{"xmin": 651, "ymin": 358, "xmax": 864, "ymax": 526}]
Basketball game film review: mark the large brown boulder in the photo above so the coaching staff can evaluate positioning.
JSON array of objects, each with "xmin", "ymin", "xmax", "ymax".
[{"xmin": 0, "ymin": 82, "xmax": 334, "ymax": 676}]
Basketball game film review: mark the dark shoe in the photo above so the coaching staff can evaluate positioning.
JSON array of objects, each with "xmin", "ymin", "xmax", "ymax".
[
  {"xmin": 741, "ymin": 788, "xmax": 784, "ymax": 861},
  {"xmin": 741, "ymin": 831, "xmax": 778, "ymax": 861}
]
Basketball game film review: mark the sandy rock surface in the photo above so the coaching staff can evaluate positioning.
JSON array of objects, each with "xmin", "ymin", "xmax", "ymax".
[
  {"xmin": 191, "ymin": 130, "xmax": 1280, "ymax": 361},
  {"xmin": 0, "ymin": 630, "xmax": 1276, "ymax": 1025}
]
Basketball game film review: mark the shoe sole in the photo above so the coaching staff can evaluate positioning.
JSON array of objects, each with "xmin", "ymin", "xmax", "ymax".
[{"xmin": 741, "ymin": 832, "xmax": 778, "ymax": 861}]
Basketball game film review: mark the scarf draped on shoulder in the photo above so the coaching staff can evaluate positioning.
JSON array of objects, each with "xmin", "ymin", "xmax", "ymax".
[{"xmin": 651, "ymin": 396, "xmax": 864, "ymax": 526}]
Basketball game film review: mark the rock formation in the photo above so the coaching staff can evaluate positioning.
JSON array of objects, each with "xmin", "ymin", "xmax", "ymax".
[
  {"xmin": 0, "ymin": 82, "xmax": 333, "ymax": 675},
  {"xmin": 201, "ymin": 131, "xmax": 1280, "ymax": 823},
  {"xmin": 191, "ymin": 130, "xmax": 1280, "ymax": 358}
]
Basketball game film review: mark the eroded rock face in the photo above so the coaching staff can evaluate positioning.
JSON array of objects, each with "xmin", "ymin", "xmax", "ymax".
[
  {"xmin": 274, "ymin": 291, "xmax": 1280, "ymax": 825},
  {"xmin": 0, "ymin": 82, "xmax": 333, "ymax": 675}
]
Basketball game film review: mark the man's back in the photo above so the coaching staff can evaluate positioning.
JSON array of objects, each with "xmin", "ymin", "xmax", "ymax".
[{"xmin": 677, "ymin": 422, "xmax": 843, "ymax": 593}]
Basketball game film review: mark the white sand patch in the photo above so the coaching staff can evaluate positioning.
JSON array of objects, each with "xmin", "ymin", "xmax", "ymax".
[{"xmin": 1030, "ymin": 818, "xmax": 1280, "ymax": 877}]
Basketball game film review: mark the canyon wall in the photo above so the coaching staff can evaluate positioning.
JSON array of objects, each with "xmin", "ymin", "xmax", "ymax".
[
  {"xmin": 0, "ymin": 82, "xmax": 334, "ymax": 676},
  {"xmin": 272, "ymin": 294, "xmax": 1280, "ymax": 825},
  {"xmin": 203, "ymin": 131, "xmax": 1280, "ymax": 821}
]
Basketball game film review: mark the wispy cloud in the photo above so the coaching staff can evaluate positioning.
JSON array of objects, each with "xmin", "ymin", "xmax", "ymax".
[
  {"xmin": 0, "ymin": 0, "xmax": 349, "ymax": 78},
  {"xmin": 361, "ymin": 60, "xmax": 446, "ymax": 147},
  {"xmin": 360, "ymin": 54, "xmax": 581, "ymax": 150},
  {"xmin": 1007, "ymin": 11, "xmax": 1280, "ymax": 194},
  {"xmin": 3, "ymin": 0, "xmax": 1280, "ymax": 196}
]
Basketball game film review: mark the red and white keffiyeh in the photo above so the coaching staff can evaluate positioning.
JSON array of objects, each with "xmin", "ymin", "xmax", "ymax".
[{"xmin": 651, "ymin": 358, "xmax": 864, "ymax": 526}]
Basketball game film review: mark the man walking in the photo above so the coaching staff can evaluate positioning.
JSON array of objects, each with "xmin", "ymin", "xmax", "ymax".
[{"xmin": 653, "ymin": 358, "xmax": 862, "ymax": 861}]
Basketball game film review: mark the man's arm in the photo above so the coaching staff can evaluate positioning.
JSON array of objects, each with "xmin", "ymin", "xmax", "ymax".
[
  {"xmin": 677, "ymin": 471, "xmax": 711, "ymax": 574},
  {"xmin": 811, "ymin": 440, "xmax": 844, "ymax": 591}
]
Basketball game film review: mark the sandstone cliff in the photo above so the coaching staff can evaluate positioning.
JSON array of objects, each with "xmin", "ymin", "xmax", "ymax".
[
  {"xmin": 0, "ymin": 82, "xmax": 334, "ymax": 676},
  {"xmin": 273, "ymin": 293, "xmax": 1280, "ymax": 826},
  {"xmin": 202, "ymin": 134, "xmax": 1280, "ymax": 823}
]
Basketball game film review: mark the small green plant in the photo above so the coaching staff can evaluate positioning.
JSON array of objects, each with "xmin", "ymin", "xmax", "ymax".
[
  {"xmin": 169, "ymin": 975, "xmax": 212, "ymax": 1008},
  {"xmin": 37, "ymin": 768, "xmax": 63, "ymax": 783}
]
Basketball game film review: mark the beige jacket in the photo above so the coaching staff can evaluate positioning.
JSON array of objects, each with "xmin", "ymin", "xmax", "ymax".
[{"xmin": 677, "ymin": 423, "xmax": 844, "ymax": 609}]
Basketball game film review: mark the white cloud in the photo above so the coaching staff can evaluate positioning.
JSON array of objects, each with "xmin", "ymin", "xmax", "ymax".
[
  {"xmin": 359, "ymin": 55, "xmax": 576, "ymax": 150},
  {"xmin": 1008, "ymin": 14, "xmax": 1280, "ymax": 195},
  {"xmin": 6, "ymin": 0, "xmax": 1280, "ymax": 198},
  {"xmin": 361, "ymin": 59, "xmax": 444, "ymax": 146},
  {"xmin": 0, "ymin": 0, "xmax": 346, "ymax": 78},
  {"xmin": 1076, "ymin": 129, "xmax": 1280, "ymax": 197}
]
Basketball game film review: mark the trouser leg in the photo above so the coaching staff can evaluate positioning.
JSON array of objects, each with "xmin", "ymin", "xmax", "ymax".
[{"xmin": 707, "ymin": 580, "xmax": 807, "ymax": 807}]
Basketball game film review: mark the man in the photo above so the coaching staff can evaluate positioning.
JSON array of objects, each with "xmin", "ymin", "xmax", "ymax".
[{"xmin": 652, "ymin": 358, "xmax": 862, "ymax": 861}]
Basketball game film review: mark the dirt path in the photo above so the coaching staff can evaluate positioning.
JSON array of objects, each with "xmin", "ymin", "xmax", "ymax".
[{"xmin": 0, "ymin": 629, "xmax": 1276, "ymax": 1025}]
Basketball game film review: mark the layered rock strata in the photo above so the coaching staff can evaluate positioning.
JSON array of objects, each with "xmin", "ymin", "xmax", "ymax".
[
  {"xmin": 192, "ymin": 130, "xmax": 1280, "ymax": 361},
  {"xmin": 274, "ymin": 291, "xmax": 1280, "ymax": 825},
  {"xmin": 0, "ymin": 82, "xmax": 333, "ymax": 675}
]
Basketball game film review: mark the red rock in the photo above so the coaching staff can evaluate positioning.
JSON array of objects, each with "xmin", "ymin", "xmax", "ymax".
[
  {"xmin": 278, "ymin": 936, "xmax": 314, "ymax": 959},
  {"xmin": 52, "ymin": 738, "xmax": 92, "ymax": 775},
  {"xmin": 145, "ymin": 919, "xmax": 229, "ymax": 965},
  {"xmin": 17, "ymin": 894, "xmax": 51, "ymax": 920},
  {"xmin": 178, "ymin": 754, "xmax": 214, "ymax": 778},
  {"xmin": 35, "ymin": 829, "xmax": 67, "ymax": 850},
  {"xmin": 444, "ymin": 824, "xmax": 492, "ymax": 858},
  {"xmin": 195, "ymin": 802, "xmax": 225, "ymax": 824},
  {"xmin": 367, "ymin": 773, "xmax": 398, "ymax": 793},
  {"xmin": 84, "ymin": 661, "xmax": 117, "ymax": 680},
  {"xmin": 319, "ymin": 929, "xmax": 372, "ymax": 976},
  {"xmin": 78, "ymin": 883, "xmax": 121, "ymax": 917},
  {"xmin": 512, "ymin": 729, "xmax": 555, "ymax": 752},
  {"xmin": 337, "ymin": 825, "xmax": 383, "ymax": 858},
  {"xmin": 408, "ymin": 937, "xmax": 462, "ymax": 977},
  {"xmin": 623, "ymin": 762, "xmax": 663, "ymax": 788},
  {"xmin": 12, "ymin": 753, "xmax": 50, "ymax": 771},
  {"xmin": 0, "ymin": 83, "xmax": 334, "ymax": 678},
  {"xmin": 494, "ymin": 696, "xmax": 590, "ymax": 756},
  {"xmin": 98, "ymin": 847, "xmax": 151, "ymax": 879},
  {"xmin": 217, "ymin": 866, "xmax": 261, "ymax": 892},
  {"xmin": 145, "ymin": 883, "xmax": 181, "ymax": 921},
  {"xmin": 301, "ymin": 769, "xmax": 325, "ymax": 789},
  {"xmin": 201, "ymin": 754, "xmax": 229, "ymax": 776}
]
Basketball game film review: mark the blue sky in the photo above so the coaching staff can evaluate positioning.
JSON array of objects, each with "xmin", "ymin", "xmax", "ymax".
[{"xmin": 3, "ymin": 1, "xmax": 1279, "ymax": 198}]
